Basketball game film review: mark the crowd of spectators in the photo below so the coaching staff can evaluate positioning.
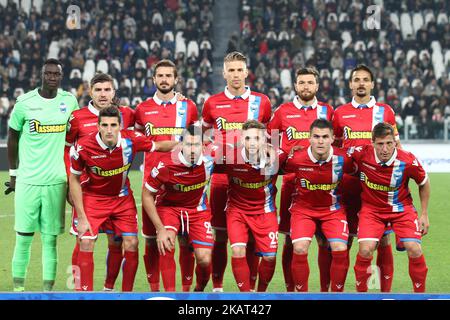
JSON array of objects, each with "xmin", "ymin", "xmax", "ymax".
[
  {"xmin": 232, "ymin": 0, "xmax": 450, "ymax": 139},
  {"xmin": 0, "ymin": 0, "xmax": 215, "ymax": 139}
]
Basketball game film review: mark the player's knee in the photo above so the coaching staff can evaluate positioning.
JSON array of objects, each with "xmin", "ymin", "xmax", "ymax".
[
  {"xmin": 262, "ymin": 255, "xmax": 276, "ymax": 262},
  {"xmin": 196, "ymin": 252, "xmax": 212, "ymax": 267},
  {"xmin": 358, "ymin": 245, "xmax": 375, "ymax": 258},
  {"xmin": 330, "ymin": 241, "xmax": 347, "ymax": 251},
  {"xmin": 123, "ymin": 237, "xmax": 139, "ymax": 251},
  {"xmin": 404, "ymin": 242, "xmax": 422, "ymax": 258},
  {"xmin": 293, "ymin": 243, "xmax": 309, "ymax": 255},
  {"xmin": 79, "ymin": 239, "xmax": 95, "ymax": 252},
  {"xmin": 231, "ymin": 245, "xmax": 246, "ymax": 257}
]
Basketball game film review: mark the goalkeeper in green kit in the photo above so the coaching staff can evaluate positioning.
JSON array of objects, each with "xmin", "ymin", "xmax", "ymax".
[{"xmin": 6, "ymin": 59, "xmax": 79, "ymax": 291}]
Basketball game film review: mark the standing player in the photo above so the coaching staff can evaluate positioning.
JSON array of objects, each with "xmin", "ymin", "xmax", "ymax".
[
  {"xmin": 65, "ymin": 72, "xmax": 135, "ymax": 291},
  {"xmin": 142, "ymin": 125, "xmax": 214, "ymax": 292},
  {"xmin": 332, "ymin": 64, "xmax": 401, "ymax": 292},
  {"xmin": 350, "ymin": 123, "xmax": 430, "ymax": 292},
  {"xmin": 202, "ymin": 51, "xmax": 272, "ymax": 292},
  {"xmin": 268, "ymin": 67, "xmax": 334, "ymax": 292},
  {"xmin": 69, "ymin": 106, "xmax": 177, "ymax": 291},
  {"xmin": 284, "ymin": 119, "xmax": 354, "ymax": 292},
  {"xmin": 218, "ymin": 120, "xmax": 284, "ymax": 292},
  {"xmin": 135, "ymin": 60, "xmax": 199, "ymax": 292},
  {"xmin": 7, "ymin": 59, "xmax": 79, "ymax": 291}
]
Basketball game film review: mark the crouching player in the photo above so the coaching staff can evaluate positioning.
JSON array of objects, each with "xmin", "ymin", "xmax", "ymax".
[
  {"xmin": 142, "ymin": 125, "xmax": 215, "ymax": 292},
  {"xmin": 69, "ymin": 106, "xmax": 177, "ymax": 291},
  {"xmin": 284, "ymin": 119, "xmax": 355, "ymax": 292},
  {"xmin": 351, "ymin": 122, "xmax": 430, "ymax": 292}
]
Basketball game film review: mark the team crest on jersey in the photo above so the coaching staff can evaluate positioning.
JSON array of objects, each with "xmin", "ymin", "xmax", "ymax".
[
  {"xmin": 151, "ymin": 161, "xmax": 165, "ymax": 178},
  {"xmin": 286, "ymin": 126, "xmax": 309, "ymax": 140},
  {"xmin": 59, "ymin": 102, "xmax": 67, "ymax": 113}
]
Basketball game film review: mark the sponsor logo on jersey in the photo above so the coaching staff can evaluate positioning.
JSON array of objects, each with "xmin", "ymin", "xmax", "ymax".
[
  {"xmin": 174, "ymin": 171, "xmax": 190, "ymax": 176},
  {"xmin": 230, "ymin": 177, "xmax": 272, "ymax": 189},
  {"xmin": 286, "ymin": 126, "xmax": 309, "ymax": 140},
  {"xmin": 83, "ymin": 122, "xmax": 97, "ymax": 127},
  {"xmin": 360, "ymin": 172, "xmax": 398, "ymax": 192},
  {"xmin": 342, "ymin": 115, "xmax": 356, "ymax": 118},
  {"xmin": 29, "ymin": 120, "xmax": 66, "ymax": 134},
  {"xmin": 144, "ymin": 122, "xmax": 184, "ymax": 136},
  {"xmin": 298, "ymin": 167, "xmax": 314, "ymax": 172},
  {"xmin": 300, "ymin": 178, "xmax": 338, "ymax": 191},
  {"xmin": 90, "ymin": 163, "xmax": 132, "ymax": 177},
  {"xmin": 145, "ymin": 111, "xmax": 159, "ymax": 115},
  {"xmin": 343, "ymin": 126, "xmax": 372, "ymax": 140},
  {"xmin": 173, "ymin": 180, "xmax": 208, "ymax": 192},
  {"xmin": 216, "ymin": 105, "xmax": 231, "ymax": 109},
  {"xmin": 216, "ymin": 117, "xmax": 243, "ymax": 130},
  {"xmin": 91, "ymin": 155, "xmax": 107, "ymax": 159},
  {"xmin": 362, "ymin": 162, "xmax": 376, "ymax": 170},
  {"xmin": 286, "ymin": 115, "xmax": 301, "ymax": 119}
]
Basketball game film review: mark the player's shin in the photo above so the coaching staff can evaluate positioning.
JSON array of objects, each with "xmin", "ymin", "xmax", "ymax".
[
  {"xmin": 282, "ymin": 240, "xmax": 295, "ymax": 292},
  {"xmin": 104, "ymin": 236, "xmax": 124, "ymax": 290},
  {"xmin": 144, "ymin": 240, "xmax": 160, "ymax": 291},
  {"xmin": 42, "ymin": 234, "xmax": 58, "ymax": 291},
  {"xmin": 159, "ymin": 249, "xmax": 176, "ymax": 291},
  {"xmin": 408, "ymin": 254, "xmax": 428, "ymax": 293},
  {"xmin": 231, "ymin": 256, "xmax": 251, "ymax": 292},
  {"xmin": 330, "ymin": 250, "xmax": 349, "ymax": 292},
  {"xmin": 72, "ymin": 241, "xmax": 80, "ymax": 289},
  {"xmin": 376, "ymin": 243, "xmax": 394, "ymax": 292},
  {"xmin": 354, "ymin": 253, "xmax": 373, "ymax": 292},
  {"xmin": 179, "ymin": 241, "xmax": 195, "ymax": 292},
  {"xmin": 246, "ymin": 240, "xmax": 260, "ymax": 291},
  {"xmin": 78, "ymin": 250, "xmax": 94, "ymax": 291},
  {"xmin": 318, "ymin": 244, "xmax": 332, "ymax": 292},
  {"xmin": 12, "ymin": 233, "xmax": 34, "ymax": 291},
  {"xmin": 122, "ymin": 250, "xmax": 139, "ymax": 292},
  {"xmin": 291, "ymin": 252, "xmax": 309, "ymax": 292},
  {"xmin": 257, "ymin": 257, "xmax": 276, "ymax": 292},
  {"xmin": 194, "ymin": 262, "xmax": 211, "ymax": 292},
  {"xmin": 212, "ymin": 238, "xmax": 228, "ymax": 290}
]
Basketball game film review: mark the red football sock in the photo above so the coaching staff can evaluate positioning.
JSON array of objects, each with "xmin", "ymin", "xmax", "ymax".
[
  {"xmin": 409, "ymin": 254, "xmax": 428, "ymax": 293},
  {"xmin": 318, "ymin": 245, "xmax": 332, "ymax": 292},
  {"xmin": 78, "ymin": 251, "xmax": 94, "ymax": 291},
  {"xmin": 104, "ymin": 244, "xmax": 123, "ymax": 290},
  {"xmin": 72, "ymin": 241, "xmax": 80, "ymax": 290},
  {"xmin": 291, "ymin": 253, "xmax": 309, "ymax": 292},
  {"xmin": 231, "ymin": 256, "xmax": 251, "ymax": 292},
  {"xmin": 282, "ymin": 243, "xmax": 295, "ymax": 292},
  {"xmin": 257, "ymin": 258, "xmax": 276, "ymax": 292},
  {"xmin": 377, "ymin": 244, "xmax": 394, "ymax": 292},
  {"xmin": 246, "ymin": 241, "xmax": 260, "ymax": 290},
  {"xmin": 194, "ymin": 263, "xmax": 211, "ymax": 291},
  {"xmin": 121, "ymin": 250, "xmax": 138, "ymax": 292},
  {"xmin": 144, "ymin": 244, "xmax": 160, "ymax": 291},
  {"xmin": 354, "ymin": 253, "xmax": 373, "ymax": 292},
  {"xmin": 212, "ymin": 241, "xmax": 228, "ymax": 289},
  {"xmin": 179, "ymin": 244, "xmax": 195, "ymax": 292},
  {"xmin": 159, "ymin": 250, "xmax": 176, "ymax": 292},
  {"xmin": 330, "ymin": 250, "xmax": 349, "ymax": 292}
]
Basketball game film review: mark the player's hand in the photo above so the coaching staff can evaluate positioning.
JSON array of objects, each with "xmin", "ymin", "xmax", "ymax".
[
  {"xmin": 4, "ymin": 176, "xmax": 16, "ymax": 195},
  {"xmin": 156, "ymin": 228, "xmax": 175, "ymax": 255},
  {"xmin": 419, "ymin": 214, "xmax": 429, "ymax": 236},
  {"xmin": 175, "ymin": 92, "xmax": 186, "ymax": 101},
  {"xmin": 77, "ymin": 216, "xmax": 93, "ymax": 238},
  {"xmin": 289, "ymin": 145, "xmax": 304, "ymax": 157}
]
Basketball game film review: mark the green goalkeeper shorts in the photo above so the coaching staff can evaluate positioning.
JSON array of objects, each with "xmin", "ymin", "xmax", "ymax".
[{"xmin": 14, "ymin": 182, "xmax": 67, "ymax": 235}]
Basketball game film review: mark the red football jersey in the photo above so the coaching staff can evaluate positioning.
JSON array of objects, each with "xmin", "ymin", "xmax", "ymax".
[
  {"xmin": 268, "ymin": 97, "xmax": 334, "ymax": 153},
  {"xmin": 349, "ymin": 145, "xmax": 428, "ymax": 213},
  {"xmin": 283, "ymin": 146, "xmax": 356, "ymax": 212},
  {"xmin": 66, "ymin": 102, "xmax": 135, "ymax": 147},
  {"xmin": 135, "ymin": 95, "xmax": 199, "ymax": 179},
  {"xmin": 144, "ymin": 151, "xmax": 215, "ymax": 211},
  {"xmin": 202, "ymin": 86, "xmax": 272, "ymax": 145},
  {"xmin": 70, "ymin": 130, "xmax": 154, "ymax": 197},
  {"xmin": 332, "ymin": 97, "xmax": 398, "ymax": 149},
  {"xmin": 217, "ymin": 147, "xmax": 286, "ymax": 215}
]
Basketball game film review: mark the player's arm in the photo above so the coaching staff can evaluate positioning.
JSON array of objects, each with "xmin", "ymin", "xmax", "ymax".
[
  {"xmin": 331, "ymin": 112, "xmax": 343, "ymax": 148},
  {"xmin": 201, "ymin": 98, "xmax": 214, "ymax": 142},
  {"xmin": 142, "ymin": 187, "xmax": 174, "ymax": 255},
  {"xmin": 153, "ymin": 140, "xmax": 179, "ymax": 152},
  {"xmin": 69, "ymin": 172, "xmax": 92, "ymax": 236},
  {"xmin": 417, "ymin": 177, "xmax": 430, "ymax": 236},
  {"xmin": 5, "ymin": 127, "xmax": 20, "ymax": 194}
]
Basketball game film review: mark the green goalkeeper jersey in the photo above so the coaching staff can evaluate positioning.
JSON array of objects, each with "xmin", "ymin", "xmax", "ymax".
[{"xmin": 8, "ymin": 88, "xmax": 79, "ymax": 185}]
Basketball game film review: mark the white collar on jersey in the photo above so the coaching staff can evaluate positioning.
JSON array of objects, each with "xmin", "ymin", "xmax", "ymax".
[
  {"xmin": 293, "ymin": 96, "xmax": 318, "ymax": 110},
  {"xmin": 96, "ymin": 132, "xmax": 122, "ymax": 150},
  {"xmin": 351, "ymin": 96, "xmax": 376, "ymax": 109},
  {"xmin": 88, "ymin": 100, "xmax": 100, "ymax": 116},
  {"xmin": 241, "ymin": 147, "xmax": 268, "ymax": 169},
  {"xmin": 153, "ymin": 93, "xmax": 178, "ymax": 106},
  {"xmin": 224, "ymin": 86, "xmax": 251, "ymax": 100},
  {"xmin": 374, "ymin": 147, "xmax": 398, "ymax": 167},
  {"xmin": 307, "ymin": 145, "xmax": 333, "ymax": 164},
  {"xmin": 178, "ymin": 151, "xmax": 204, "ymax": 167}
]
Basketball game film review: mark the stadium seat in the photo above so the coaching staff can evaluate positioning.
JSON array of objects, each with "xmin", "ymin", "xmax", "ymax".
[
  {"xmin": 82, "ymin": 59, "xmax": 96, "ymax": 82},
  {"xmin": 280, "ymin": 69, "xmax": 292, "ymax": 90},
  {"xmin": 175, "ymin": 31, "xmax": 186, "ymax": 56},
  {"xmin": 424, "ymin": 11, "xmax": 435, "ymax": 26},
  {"xmin": 406, "ymin": 50, "xmax": 417, "ymax": 64},
  {"xmin": 12, "ymin": 50, "xmax": 20, "ymax": 63},
  {"xmin": 186, "ymin": 78, "xmax": 197, "ymax": 90},
  {"xmin": 444, "ymin": 50, "xmax": 450, "ymax": 67},
  {"xmin": 96, "ymin": 59, "xmax": 108, "ymax": 74},
  {"xmin": 21, "ymin": 0, "xmax": 31, "ymax": 15},
  {"xmin": 0, "ymin": 0, "xmax": 7, "ymax": 8},
  {"xmin": 341, "ymin": 31, "xmax": 352, "ymax": 49},
  {"xmin": 389, "ymin": 12, "xmax": 400, "ymax": 30},
  {"xmin": 163, "ymin": 31, "xmax": 175, "ymax": 42},
  {"xmin": 354, "ymin": 40, "xmax": 366, "ymax": 52},
  {"xmin": 111, "ymin": 59, "xmax": 121, "ymax": 73},
  {"xmin": 304, "ymin": 45, "xmax": 315, "ymax": 61},
  {"xmin": 332, "ymin": 69, "xmax": 341, "ymax": 81},
  {"xmin": 187, "ymin": 40, "xmax": 199, "ymax": 58},
  {"xmin": 113, "ymin": 78, "xmax": 119, "ymax": 90},
  {"xmin": 338, "ymin": 12, "xmax": 348, "ymax": 23},
  {"xmin": 0, "ymin": 97, "xmax": 9, "ymax": 109},
  {"xmin": 400, "ymin": 13, "xmax": 413, "ymax": 39},
  {"xmin": 404, "ymin": 115, "xmax": 418, "ymax": 138},
  {"xmin": 33, "ymin": 0, "xmax": 43, "ymax": 14},
  {"xmin": 135, "ymin": 59, "xmax": 147, "ymax": 69},
  {"xmin": 47, "ymin": 40, "xmax": 60, "ymax": 59},
  {"xmin": 139, "ymin": 40, "xmax": 149, "ymax": 53},
  {"xmin": 437, "ymin": 12, "xmax": 449, "ymax": 25},
  {"xmin": 200, "ymin": 39, "xmax": 212, "ymax": 50},
  {"xmin": 70, "ymin": 69, "xmax": 81, "ymax": 79},
  {"xmin": 149, "ymin": 40, "xmax": 161, "ymax": 51},
  {"xmin": 412, "ymin": 12, "xmax": 424, "ymax": 35}
]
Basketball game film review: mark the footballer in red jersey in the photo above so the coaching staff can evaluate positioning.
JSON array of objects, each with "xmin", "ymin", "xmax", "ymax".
[
  {"xmin": 142, "ymin": 125, "xmax": 214, "ymax": 292},
  {"xmin": 201, "ymin": 51, "xmax": 272, "ymax": 291},
  {"xmin": 216, "ymin": 120, "xmax": 285, "ymax": 292},
  {"xmin": 350, "ymin": 122, "xmax": 430, "ymax": 293},
  {"xmin": 65, "ymin": 73, "xmax": 135, "ymax": 291},
  {"xmin": 283, "ymin": 119, "xmax": 355, "ymax": 292},
  {"xmin": 135, "ymin": 59, "xmax": 199, "ymax": 292},
  {"xmin": 268, "ymin": 67, "xmax": 334, "ymax": 292},
  {"xmin": 69, "ymin": 106, "xmax": 177, "ymax": 292},
  {"xmin": 332, "ymin": 64, "xmax": 401, "ymax": 292}
]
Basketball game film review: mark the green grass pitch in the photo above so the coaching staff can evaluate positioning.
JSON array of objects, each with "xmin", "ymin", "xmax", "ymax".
[{"xmin": 0, "ymin": 171, "xmax": 449, "ymax": 292}]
